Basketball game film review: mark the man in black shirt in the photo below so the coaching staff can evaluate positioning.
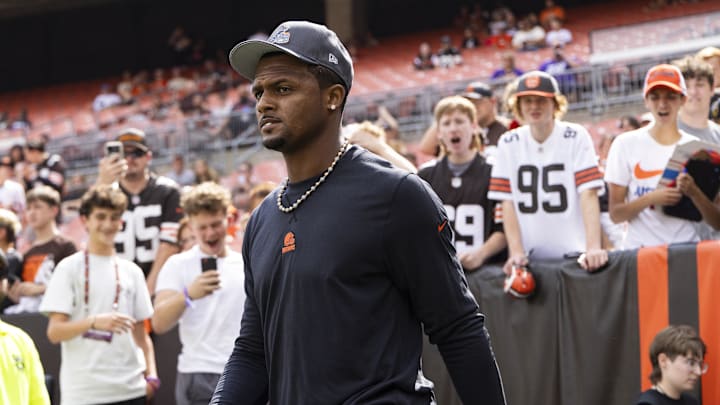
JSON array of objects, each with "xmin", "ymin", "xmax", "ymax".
[
  {"xmin": 96, "ymin": 128, "xmax": 182, "ymax": 293},
  {"xmin": 212, "ymin": 20, "xmax": 506, "ymax": 405},
  {"xmin": 23, "ymin": 138, "xmax": 65, "ymax": 196}
]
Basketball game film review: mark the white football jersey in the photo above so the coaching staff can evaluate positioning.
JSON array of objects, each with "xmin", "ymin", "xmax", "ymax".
[{"xmin": 489, "ymin": 121, "xmax": 603, "ymax": 259}]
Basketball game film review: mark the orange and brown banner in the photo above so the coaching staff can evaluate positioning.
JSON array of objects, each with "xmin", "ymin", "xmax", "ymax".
[
  {"xmin": 423, "ymin": 243, "xmax": 719, "ymax": 405},
  {"xmin": 637, "ymin": 241, "xmax": 720, "ymax": 405}
]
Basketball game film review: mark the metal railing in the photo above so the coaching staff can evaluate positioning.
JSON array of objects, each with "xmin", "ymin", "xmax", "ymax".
[{"xmin": 1, "ymin": 47, "xmax": 710, "ymax": 180}]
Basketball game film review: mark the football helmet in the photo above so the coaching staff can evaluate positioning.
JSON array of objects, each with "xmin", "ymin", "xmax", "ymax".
[{"xmin": 503, "ymin": 264, "xmax": 536, "ymax": 299}]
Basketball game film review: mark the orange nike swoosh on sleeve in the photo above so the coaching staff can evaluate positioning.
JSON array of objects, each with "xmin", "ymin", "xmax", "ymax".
[
  {"xmin": 438, "ymin": 220, "xmax": 447, "ymax": 232},
  {"xmin": 634, "ymin": 163, "xmax": 664, "ymax": 179}
]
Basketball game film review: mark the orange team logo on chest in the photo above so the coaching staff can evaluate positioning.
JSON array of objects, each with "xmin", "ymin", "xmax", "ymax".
[{"xmin": 282, "ymin": 232, "xmax": 296, "ymax": 254}]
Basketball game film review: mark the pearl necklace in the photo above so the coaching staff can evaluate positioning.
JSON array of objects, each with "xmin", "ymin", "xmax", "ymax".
[{"xmin": 276, "ymin": 140, "xmax": 349, "ymax": 213}]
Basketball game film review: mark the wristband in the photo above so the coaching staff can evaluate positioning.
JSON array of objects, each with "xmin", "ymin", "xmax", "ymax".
[
  {"xmin": 145, "ymin": 376, "xmax": 161, "ymax": 391},
  {"xmin": 183, "ymin": 287, "xmax": 194, "ymax": 308}
]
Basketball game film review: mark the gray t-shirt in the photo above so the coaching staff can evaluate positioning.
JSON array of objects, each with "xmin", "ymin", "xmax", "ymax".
[
  {"xmin": 678, "ymin": 119, "xmax": 720, "ymax": 144},
  {"xmin": 677, "ymin": 119, "xmax": 720, "ymax": 240}
]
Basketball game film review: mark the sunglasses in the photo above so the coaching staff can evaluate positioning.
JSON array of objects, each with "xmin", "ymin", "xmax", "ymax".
[{"xmin": 124, "ymin": 148, "xmax": 148, "ymax": 158}]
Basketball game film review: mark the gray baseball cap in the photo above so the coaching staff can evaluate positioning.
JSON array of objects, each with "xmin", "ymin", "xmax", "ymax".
[
  {"xmin": 462, "ymin": 81, "xmax": 494, "ymax": 100},
  {"xmin": 229, "ymin": 21, "xmax": 354, "ymax": 92}
]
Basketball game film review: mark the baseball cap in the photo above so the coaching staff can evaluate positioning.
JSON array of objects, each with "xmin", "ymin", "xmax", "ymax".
[
  {"xmin": 116, "ymin": 127, "xmax": 149, "ymax": 152},
  {"xmin": 228, "ymin": 20, "xmax": 354, "ymax": 92},
  {"xmin": 25, "ymin": 139, "xmax": 46, "ymax": 151},
  {"xmin": 462, "ymin": 81, "xmax": 494, "ymax": 100},
  {"xmin": 514, "ymin": 71, "xmax": 560, "ymax": 98},
  {"xmin": 643, "ymin": 64, "xmax": 686, "ymax": 97}
]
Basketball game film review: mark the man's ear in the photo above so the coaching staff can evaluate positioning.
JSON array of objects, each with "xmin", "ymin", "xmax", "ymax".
[
  {"xmin": 658, "ymin": 353, "xmax": 669, "ymax": 369},
  {"xmin": 326, "ymin": 84, "xmax": 346, "ymax": 112}
]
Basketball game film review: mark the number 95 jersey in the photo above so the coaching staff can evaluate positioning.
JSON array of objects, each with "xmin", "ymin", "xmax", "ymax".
[
  {"xmin": 488, "ymin": 121, "xmax": 603, "ymax": 259},
  {"xmin": 114, "ymin": 174, "xmax": 182, "ymax": 276}
]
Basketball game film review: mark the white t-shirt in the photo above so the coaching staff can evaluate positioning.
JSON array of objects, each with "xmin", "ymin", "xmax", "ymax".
[
  {"xmin": 489, "ymin": 121, "xmax": 604, "ymax": 259},
  {"xmin": 546, "ymin": 28, "xmax": 572, "ymax": 47},
  {"xmin": 0, "ymin": 179, "xmax": 26, "ymax": 214},
  {"xmin": 39, "ymin": 252, "xmax": 153, "ymax": 405},
  {"xmin": 92, "ymin": 93, "xmax": 122, "ymax": 112},
  {"xmin": 155, "ymin": 245, "xmax": 245, "ymax": 374},
  {"xmin": 604, "ymin": 128, "xmax": 699, "ymax": 249},
  {"xmin": 512, "ymin": 26, "xmax": 546, "ymax": 49}
]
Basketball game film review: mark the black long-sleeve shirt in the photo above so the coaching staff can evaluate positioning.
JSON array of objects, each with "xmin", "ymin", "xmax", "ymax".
[{"xmin": 212, "ymin": 146, "xmax": 505, "ymax": 404}]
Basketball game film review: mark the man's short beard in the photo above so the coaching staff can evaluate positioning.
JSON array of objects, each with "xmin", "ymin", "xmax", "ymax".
[
  {"xmin": 124, "ymin": 170, "xmax": 145, "ymax": 182},
  {"xmin": 262, "ymin": 137, "xmax": 286, "ymax": 151}
]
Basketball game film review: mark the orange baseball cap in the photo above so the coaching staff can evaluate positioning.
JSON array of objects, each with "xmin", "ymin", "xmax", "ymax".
[{"xmin": 643, "ymin": 64, "xmax": 686, "ymax": 97}]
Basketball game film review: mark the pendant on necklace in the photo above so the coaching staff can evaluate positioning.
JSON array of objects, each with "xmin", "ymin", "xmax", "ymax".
[
  {"xmin": 131, "ymin": 195, "xmax": 141, "ymax": 205},
  {"xmin": 538, "ymin": 146, "xmax": 543, "ymax": 153},
  {"xmin": 451, "ymin": 177, "xmax": 462, "ymax": 188}
]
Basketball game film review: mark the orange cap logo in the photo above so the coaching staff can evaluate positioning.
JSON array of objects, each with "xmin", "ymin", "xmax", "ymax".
[{"xmin": 525, "ymin": 75, "xmax": 540, "ymax": 89}]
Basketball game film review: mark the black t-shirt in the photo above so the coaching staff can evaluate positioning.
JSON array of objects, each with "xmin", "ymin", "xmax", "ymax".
[
  {"xmin": 636, "ymin": 389, "xmax": 699, "ymax": 405},
  {"xmin": 0, "ymin": 248, "xmax": 23, "ymax": 312},
  {"xmin": 21, "ymin": 236, "xmax": 77, "ymax": 282},
  {"xmin": 418, "ymin": 154, "xmax": 506, "ymax": 266},
  {"xmin": 114, "ymin": 175, "xmax": 182, "ymax": 276},
  {"xmin": 26, "ymin": 154, "xmax": 65, "ymax": 196},
  {"xmin": 214, "ymin": 146, "xmax": 505, "ymax": 405}
]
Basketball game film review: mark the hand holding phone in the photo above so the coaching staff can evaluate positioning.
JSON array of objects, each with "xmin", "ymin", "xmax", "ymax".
[
  {"xmin": 201, "ymin": 257, "xmax": 217, "ymax": 272},
  {"xmin": 188, "ymin": 258, "xmax": 221, "ymax": 300},
  {"xmin": 104, "ymin": 141, "xmax": 124, "ymax": 159}
]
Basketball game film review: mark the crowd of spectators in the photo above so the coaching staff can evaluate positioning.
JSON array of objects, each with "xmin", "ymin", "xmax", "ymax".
[{"xmin": 2, "ymin": 3, "xmax": 720, "ymax": 403}]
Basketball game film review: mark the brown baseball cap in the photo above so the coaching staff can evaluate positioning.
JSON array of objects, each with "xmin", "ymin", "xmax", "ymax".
[{"xmin": 116, "ymin": 128, "xmax": 149, "ymax": 152}]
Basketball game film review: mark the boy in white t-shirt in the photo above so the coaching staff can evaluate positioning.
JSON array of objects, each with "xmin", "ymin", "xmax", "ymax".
[
  {"xmin": 39, "ymin": 185, "xmax": 158, "ymax": 405},
  {"xmin": 605, "ymin": 64, "xmax": 720, "ymax": 249},
  {"xmin": 152, "ymin": 182, "xmax": 245, "ymax": 405}
]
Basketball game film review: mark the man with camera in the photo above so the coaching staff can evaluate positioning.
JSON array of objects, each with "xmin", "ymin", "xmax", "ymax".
[
  {"xmin": 152, "ymin": 182, "xmax": 244, "ymax": 405},
  {"xmin": 96, "ymin": 128, "xmax": 182, "ymax": 294}
]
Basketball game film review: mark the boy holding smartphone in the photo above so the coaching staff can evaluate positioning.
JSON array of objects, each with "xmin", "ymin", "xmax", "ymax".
[
  {"xmin": 39, "ymin": 185, "xmax": 158, "ymax": 405},
  {"xmin": 152, "ymin": 182, "xmax": 245, "ymax": 405}
]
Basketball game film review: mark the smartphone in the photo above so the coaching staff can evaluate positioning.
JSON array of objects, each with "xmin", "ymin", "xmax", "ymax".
[
  {"xmin": 201, "ymin": 257, "xmax": 217, "ymax": 272},
  {"xmin": 104, "ymin": 141, "xmax": 124, "ymax": 158}
]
